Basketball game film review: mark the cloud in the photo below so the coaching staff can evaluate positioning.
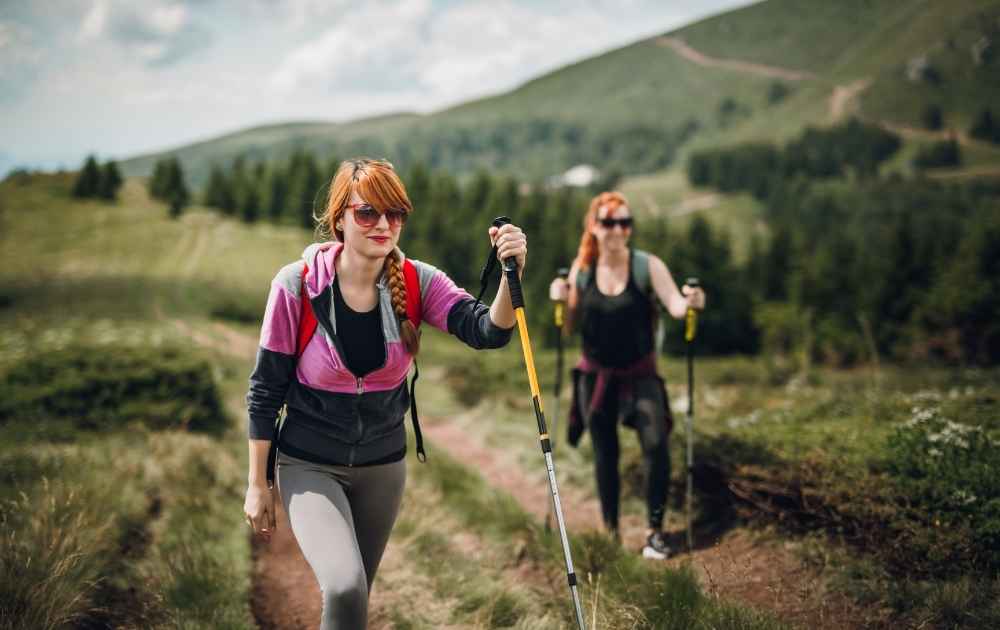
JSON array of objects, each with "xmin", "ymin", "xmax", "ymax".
[
  {"xmin": 0, "ymin": 20, "xmax": 45, "ymax": 104},
  {"xmin": 268, "ymin": 0, "xmax": 636, "ymax": 108},
  {"xmin": 269, "ymin": 0, "xmax": 431, "ymax": 93},
  {"xmin": 78, "ymin": 0, "xmax": 212, "ymax": 67}
]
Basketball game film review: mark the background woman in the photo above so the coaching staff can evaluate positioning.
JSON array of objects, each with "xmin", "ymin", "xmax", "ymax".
[
  {"xmin": 550, "ymin": 190, "xmax": 705, "ymax": 560},
  {"xmin": 243, "ymin": 158, "xmax": 527, "ymax": 628}
]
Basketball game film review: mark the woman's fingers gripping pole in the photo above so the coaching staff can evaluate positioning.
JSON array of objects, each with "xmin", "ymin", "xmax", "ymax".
[{"xmin": 489, "ymin": 223, "xmax": 527, "ymax": 272}]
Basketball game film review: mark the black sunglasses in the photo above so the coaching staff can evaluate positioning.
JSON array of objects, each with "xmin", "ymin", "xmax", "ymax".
[{"xmin": 598, "ymin": 217, "xmax": 633, "ymax": 229}]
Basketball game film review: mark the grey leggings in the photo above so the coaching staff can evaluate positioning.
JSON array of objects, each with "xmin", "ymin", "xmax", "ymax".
[{"xmin": 276, "ymin": 450, "xmax": 406, "ymax": 630}]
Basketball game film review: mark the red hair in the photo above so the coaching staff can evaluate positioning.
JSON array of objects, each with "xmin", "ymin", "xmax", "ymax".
[
  {"xmin": 574, "ymin": 191, "xmax": 629, "ymax": 271},
  {"xmin": 319, "ymin": 158, "xmax": 420, "ymax": 355}
]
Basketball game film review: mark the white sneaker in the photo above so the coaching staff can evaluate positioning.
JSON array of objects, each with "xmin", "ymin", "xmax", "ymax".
[{"xmin": 641, "ymin": 532, "xmax": 671, "ymax": 560}]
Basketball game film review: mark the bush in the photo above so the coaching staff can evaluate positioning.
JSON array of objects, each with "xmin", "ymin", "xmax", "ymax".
[
  {"xmin": 210, "ymin": 297, "xmax": 260, "ymax": 324},
  {"xmin": 922, "ymin": 104, "xmax": 944, "ymax": 130},
  {"xmin": 0, "ymin": 344, "xmax": 227, "ymax": 436},
  {"xmin": 969, "ymin": 109, "xmax": 999, "ymax": 144},
  {"xmin": 885, "ymin": 404, "xmax": 1000, "ymax": 574},
  {"xmin": 912, "ymin": 140, "xmax": 962, "ymax": 169}
]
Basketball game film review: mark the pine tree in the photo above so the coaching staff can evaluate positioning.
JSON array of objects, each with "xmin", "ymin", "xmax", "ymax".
[
  {"xmin": 149, "ymin": 158, "xmax": 171, "ymax": 200},
  {"xmin": 72, "ymin": 155, "xmax": 101, "ymax": 198},
  {"xmin": 287, "ymin": 151, "xmax": 322, "ymax": 230},
  {"xmin": 265, "ymin": 168, "xmax": 287, "ymax": 222},
  {"xmin": 241, "ymin": 163, "xmax": 265, "ymax": 223},
  {"xmin": 164, "ymin": 158, "xmax": 189, "ymax": 219},
  {"xmin": 97, "ymin": 160, "xmax": 123, "ymax": 200},
  {"xmin": 204, "ymin": 165, "xmax": 227, "ymax": 209}
]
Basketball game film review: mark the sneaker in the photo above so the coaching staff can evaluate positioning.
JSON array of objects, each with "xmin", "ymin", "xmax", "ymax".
[{"xmin": 641, "ymin": 531, "xmax": 671, "ymax": 560}]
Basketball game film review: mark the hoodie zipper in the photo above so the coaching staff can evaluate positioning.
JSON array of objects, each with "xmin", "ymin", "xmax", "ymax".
[{"xmin": 335, "ymin": 281, "xmax": 392, "ymax": 467}]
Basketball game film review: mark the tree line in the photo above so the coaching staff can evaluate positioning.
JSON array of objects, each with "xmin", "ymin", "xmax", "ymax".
[
  {"xmin": 688, "ymin": 120, "xmax": 1000, "ymax": 366},
  {"xmin": 174, "ymin": 150, "xmax": 748, "ymax": 353},
  {"xmin": 144, "ymin": 135, "xmax": 998, "ymax": 365}
]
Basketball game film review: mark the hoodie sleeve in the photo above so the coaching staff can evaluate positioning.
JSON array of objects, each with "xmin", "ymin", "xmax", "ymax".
[
  {"xmin": 246, "ymin": 261, "xmax": 303, "ymax": 440},
  {"xmin": 414, "ymin": 260, "xmax": 513, "ymax": 350}
]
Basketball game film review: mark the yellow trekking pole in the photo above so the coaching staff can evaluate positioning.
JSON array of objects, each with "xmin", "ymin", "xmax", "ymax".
[
  {"xmin": 489, "ymin": 218, "xmax": 586, "ymax": 630},
  {"xmin": 684, "ymin": 277, "xmax": 700, "ymax": 552}
]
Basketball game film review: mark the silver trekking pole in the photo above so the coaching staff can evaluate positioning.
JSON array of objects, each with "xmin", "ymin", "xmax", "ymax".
[
  {"xmin": 488, "ymin": 218, "xmax": 586, "ymax": 629},
  {"xmin": 546, "ymin": 266, "xmax": 569, "ymax": 532},
  {"xmin": 684, "ymin": 277, "xmax": 700, "ymax": 552}
]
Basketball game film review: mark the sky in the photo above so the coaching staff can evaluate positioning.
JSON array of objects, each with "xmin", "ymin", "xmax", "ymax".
[{"xmin": 0, "ymin": 0, "xmax": 754, "ymax": 173}]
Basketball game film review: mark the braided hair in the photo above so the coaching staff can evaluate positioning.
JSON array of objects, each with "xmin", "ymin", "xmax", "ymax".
[
  {"xmin": 320, "ymin": 158, "xmax": 419, "ymax": 355},
  {"xmin": 384, "ymin": 250, "xmax": 420, "ymax": 355}
]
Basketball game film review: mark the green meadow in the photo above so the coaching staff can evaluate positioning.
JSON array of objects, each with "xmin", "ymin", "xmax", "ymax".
[{"xmin": 3, "ymin": 172, "xmax": 997, "ymax": 629}]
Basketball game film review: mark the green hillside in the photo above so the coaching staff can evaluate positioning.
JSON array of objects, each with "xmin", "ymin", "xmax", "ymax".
[{"xmin": 120, "ymin": 0, "xmax": 1000, "ymax": 188}]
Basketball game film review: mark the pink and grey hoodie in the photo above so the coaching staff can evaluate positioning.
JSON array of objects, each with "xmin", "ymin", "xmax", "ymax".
[{"xmin": 246, "ymin": 241, "xmax": 513, "ymax": 466}]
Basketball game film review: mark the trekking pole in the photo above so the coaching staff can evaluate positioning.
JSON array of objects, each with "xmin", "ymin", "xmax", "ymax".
[
  {"xmin": 486, "ymin": 218, "xmax": 586, "ymax": 630},
  {"xmin": 684, "ymin": 278, "xmax": 700, "ymax": 553},
  {"xmin": 546, "ymin": 266, "xmax": 570, "ymax": 533}
]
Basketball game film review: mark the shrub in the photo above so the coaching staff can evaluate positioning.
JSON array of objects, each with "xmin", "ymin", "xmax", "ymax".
[
  {"xmin": 0, "ymin": 344, "xmax": 227, "ymax": 436},
  {"xmin": 912, "ymin": 140, "xmax": 962, "ymax": 169},
  {"xmin": 210, "ymin": 297, "xmax": 260, "ymax": 324},
  {"xmin": 885, "ymin": 404, "xmax": 1000, "ymax": 574}
]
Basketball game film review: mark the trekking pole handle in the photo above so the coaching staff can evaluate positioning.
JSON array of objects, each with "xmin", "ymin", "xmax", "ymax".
[
  {"xmin": 554, "ymin": 267, "xmax": 569, "ymax": 327},
  {"xmin": 684, "ymin": 277, "xmax": 700, "ymax": 343},
  {"xmin": 492, "ymin": 216, "xmax": 525, "ymax": 310}
]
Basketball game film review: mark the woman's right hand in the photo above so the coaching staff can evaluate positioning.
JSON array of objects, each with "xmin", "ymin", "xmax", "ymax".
[
  {"xmin": 244, "ymin": 482, "xmax": 276, "ymax": 541},
  {"xmin": 549, "ymin": 277, "xmax": 569, "ymax": 302}
]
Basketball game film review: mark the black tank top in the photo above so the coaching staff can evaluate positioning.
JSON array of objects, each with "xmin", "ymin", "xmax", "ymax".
[
  {"xmin": 332, "ymin": 276, "xmax": 386, "ymax": 377},
  {"xmin": 579, "ymin": 251, "xmax": 655, "ymax": 368}
]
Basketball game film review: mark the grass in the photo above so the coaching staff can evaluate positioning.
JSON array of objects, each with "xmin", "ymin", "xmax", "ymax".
[
  {"xmin": 1, "ymin": 173, "xmax": 787, "ymax": 629},
  {"xmin": 0, "ymin": 174, "xmax": 289, "ymax": 628},
  {"xmin": 415, "ymin": 317, "xmax": 1000, "ymax": 629},
  {"xmin": 4, "ymin": 171, "xmax": 997, "ymax": 628},
  {"xmin": 398, "ymin": 425, "xmax": 787, "ymax": 630},
  {"xmin": 619, "ymin": 167, "xmax": 767, "ymax": 263}
]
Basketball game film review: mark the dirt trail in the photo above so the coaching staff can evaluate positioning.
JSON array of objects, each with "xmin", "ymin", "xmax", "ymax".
[
  {"xmin": 251, "ymin": 501, "xmax": 322, "ymax": 630},
  {"xmin": 184, "ymin": 318, "xmax": 871, "ymax": 628},
  {"xmin": 420, "ymin": 414, "xmax": 871, "ymax": 630},
  {"xmin": 829, "ymin": 78, "xmax": 871, "ymax": 121},
  {"xmin": 656, "ymin": 37, "xmax": 815, "ymax": 81}
]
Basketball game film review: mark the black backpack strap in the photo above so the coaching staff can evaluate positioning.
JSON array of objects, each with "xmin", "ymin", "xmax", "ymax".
[{"xmin": 409, "ymin": 359, "xmax": 426, "ymax": 462}]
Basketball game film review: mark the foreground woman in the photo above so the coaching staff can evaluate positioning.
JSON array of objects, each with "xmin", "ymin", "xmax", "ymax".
[{"xmin": 244, "ymin": 158, "xmax": 526, "ymax": 628}]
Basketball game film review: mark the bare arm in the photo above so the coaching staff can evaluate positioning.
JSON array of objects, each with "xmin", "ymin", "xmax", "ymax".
[
  {"xmin": 648, "ymin": 255, "xmax": 705, "ymax": 319},
  {"xmin": 244, "ymin": 439, "xmax": 277, "ymax": 540},
  {"xmin": 248, "ymin": 439, "xmax": 271, "ymax": 487}
]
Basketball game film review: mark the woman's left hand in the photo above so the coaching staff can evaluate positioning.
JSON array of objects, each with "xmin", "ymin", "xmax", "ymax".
[
  {"xmin": 488, "ymin": 223, "xmax": 527, "ymax": 272},
  {"xmin": 682, "ymin": 284, "xmax": 706, "ymax": 310}
]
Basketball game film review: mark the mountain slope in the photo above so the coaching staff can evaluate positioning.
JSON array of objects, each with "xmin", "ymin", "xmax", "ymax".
[{"xmin": 120, "ymin": 0, "xmax": 1000, "ymax": 186}]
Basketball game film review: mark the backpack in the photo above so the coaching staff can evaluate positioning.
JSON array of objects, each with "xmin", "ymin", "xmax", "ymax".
[
  {"xmin": 575, "ymin": 249, "xmax": 666, "ymax": 350},
  {"xmin": 266, "ymin": 258, "xmax": 425, "ymax": 484}
]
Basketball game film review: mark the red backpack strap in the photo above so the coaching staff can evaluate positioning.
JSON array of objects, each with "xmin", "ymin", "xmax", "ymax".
[
  {"xmin": 296, "ymin": 263, "xmax": 318, "ymax": 357},
  {"xmin": 402, "ymin": 258, "xmax": 422, "ymax": 328}
]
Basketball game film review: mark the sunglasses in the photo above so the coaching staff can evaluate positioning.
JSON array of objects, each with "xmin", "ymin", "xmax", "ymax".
[
  {"xmin": 598, "ymin": 217, "xmax": 633, "ymax": 229},
  {"xmin": 347, "ymin": 203, "xmax": 408, "ymax": 228}
]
